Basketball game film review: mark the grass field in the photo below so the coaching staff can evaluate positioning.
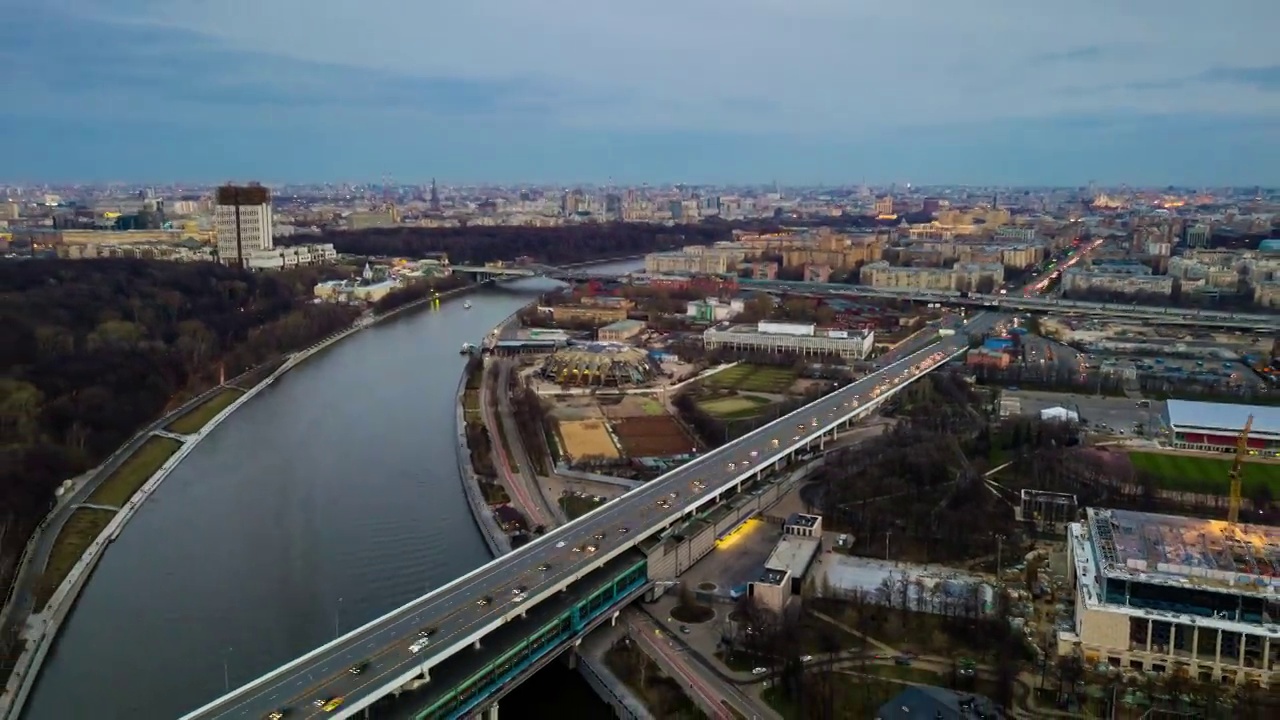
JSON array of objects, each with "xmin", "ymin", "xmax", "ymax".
[
  {"xmin": 88, "ymin": 437, "xmax": 182, "ymax": 508},
  {"xmin": 166, "ymin": 389, "xmax": 244, "ymax": 435},
  {"xmin": 34, "ymin": 507, "xmax": 117, "ymax": 610},
  {"xmin": 560, "ymin": 493, "xmax": 606, "ymax": 520},
  {"xmin": 705, "ymin": 364, "xmax": 797, "ymax": 394},
  {"xmin": 1128, "ymin": 451, "xmax": 1280, "ymax": 496},
  {"xmin": 697, "ymin": 395, "xmax": 772, "ymax": 420}
]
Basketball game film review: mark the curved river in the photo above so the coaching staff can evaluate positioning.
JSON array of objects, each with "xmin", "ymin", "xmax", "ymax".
[{"xmin": 24, "ymin": 260, "xmax": 640, "ymax": 720}]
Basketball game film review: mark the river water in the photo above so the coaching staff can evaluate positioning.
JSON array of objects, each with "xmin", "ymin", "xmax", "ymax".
[{"xmin": 24, "ymin": 259, "xmax": 640, "ymax": 720}]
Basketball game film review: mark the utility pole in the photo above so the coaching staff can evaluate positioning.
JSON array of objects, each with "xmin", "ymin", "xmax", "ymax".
[
  {"xmin": 223, "ymin": 647, "xmax": 231, "ymax": 692},
  {"xmin": 995, "ymin": 534, "xmax": 1006, "ymax": 579},
  {"xmin": 885, "ymin": 530, "xmax": 892, "ymax": 561}
]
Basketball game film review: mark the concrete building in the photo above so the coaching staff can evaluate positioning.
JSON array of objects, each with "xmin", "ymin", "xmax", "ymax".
[
  {"xmin": 1061, "ymin": 265, "xmax": 1174, "ymax": 297},
  {"xmin": 242, "ymin": 243, "xmax": 337, "ymax": 271},
  {"xmin": 749, "ymin": 532, "xmax": 822, "ymax": 616},
  {"xmin": 860, "ymin": 260, "xmax": 1004, "ymax": 292},
  {"xmin": 215, "ymin": 183, "xmax": 273, "ymax": 266},
  {"xmin": 803, "ymin": 263, "xmax": 833, "ymax": 283},
  {"xmin": 703, "ymin": 321, "xmax": 874, "ymax": 361},
  {"xmin": 597, "ymin": 319, "xmax": 646, "ymax": 342},
  {"xmin": 685, "ymin": 297, "xmax": 744, "ymax": 323},
  {"xmin": 1063, "ymin": 508, "xmax": 1280, "ymax": 687},
  {"xmin": 783, "ymin": 512, "xmax": 822, "ymax": 538},
  {"xmin": 552, "ymin": 305, "xmax": 630, "ymax": 324},
  {"xmin": 742, "ymin": 261, "xmax": 779, "ymax": 280}
]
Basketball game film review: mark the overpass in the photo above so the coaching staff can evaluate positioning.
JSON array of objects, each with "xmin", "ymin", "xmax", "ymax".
[
  {"xmin": 449, "ymin": 263, "xmax": 627, "ymax": 283},
  {"xmin": 181, "ymin": 314, "xmax": 997, "ymax": 720},
  {"xmin": 737, "ymin": 278, "xmax": 1280, "ymax": 330}
]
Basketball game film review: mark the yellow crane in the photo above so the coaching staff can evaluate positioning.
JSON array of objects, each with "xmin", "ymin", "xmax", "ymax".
[{"xmin": 1227, "ymin": 414, "xmax": 1254, "ymax": 525}]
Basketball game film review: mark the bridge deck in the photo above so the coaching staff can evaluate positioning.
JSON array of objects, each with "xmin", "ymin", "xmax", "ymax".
[{"xmin": 374, "ymin": 551, "xmax": 647, "ymax": 719}]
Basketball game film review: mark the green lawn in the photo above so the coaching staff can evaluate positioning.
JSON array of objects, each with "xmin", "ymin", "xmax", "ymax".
[
  {"xmin": 698, "ymin": 395, "xmax": 772, "ymax": 420},
  {"xmin": 560, "ymin": 493, "xmax": 605, "ymax": 519},
  {"xmin": 88, "ymin": 437, "xmax": 182, "ymax": 508},
  {"xmin": 1128, "ymin": 451, "xmax": 1280, "ymax": 497},
  {"xmin": 35, "ymin": 508, "xmax": 117, "ymax": 610},
  {"xmin": 705, "ymin": 364, "xmax": 797, "ymax": 394},
  {"xmin": 166, "ymin": 389, "xmax": 244, "ymax": 435}
]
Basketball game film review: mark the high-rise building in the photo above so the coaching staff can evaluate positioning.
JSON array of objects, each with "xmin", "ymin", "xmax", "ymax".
[{"xmin": 215, "ymin": 183, "xmax": 272, "ymax": 267}]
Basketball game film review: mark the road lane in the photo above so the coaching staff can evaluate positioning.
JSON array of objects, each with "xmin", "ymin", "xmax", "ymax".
[{"xmin": 186, "ymin": 316, "xmax": 993, "ymax": 719}]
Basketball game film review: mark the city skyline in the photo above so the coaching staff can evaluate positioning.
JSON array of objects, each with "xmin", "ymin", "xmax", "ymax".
[{"xmin": 4, "ymin": 1, "xmax": 1280, "ymax": 185}]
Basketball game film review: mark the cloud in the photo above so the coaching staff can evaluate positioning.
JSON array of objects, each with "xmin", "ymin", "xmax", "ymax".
[{"xmin": 2, "ymin": 0, "xmax": 1279, "ymax": 183}]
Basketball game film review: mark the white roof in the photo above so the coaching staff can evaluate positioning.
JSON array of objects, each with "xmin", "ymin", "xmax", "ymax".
[
  {"xmin": 764, "ymin": 536, "xmax": 821, "ymax": 577},
  {"xmin": 1040, "ymin": 406, "xmax": 1079, "ymax": 422},
  {"xmin": 1165, "ymin": 399, "xmax": 1280, "ymax": 437}
]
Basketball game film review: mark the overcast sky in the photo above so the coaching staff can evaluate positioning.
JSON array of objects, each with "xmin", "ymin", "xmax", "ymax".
[{"xmin": 4, "ymin": 0, "xmax": 1279, "ymax": 185}]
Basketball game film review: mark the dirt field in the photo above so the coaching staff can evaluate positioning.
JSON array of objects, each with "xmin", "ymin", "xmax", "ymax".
[
  {"xmin": 612, "ymin": 415, "xmax": 696, "ymax": 458},
  {"xmin": 556, "ymin": 419, "xmax": 620, "ymax": 460},
  {"xmin": 547, "ymin": 396, "xmax": 605, "ymax": 421}
]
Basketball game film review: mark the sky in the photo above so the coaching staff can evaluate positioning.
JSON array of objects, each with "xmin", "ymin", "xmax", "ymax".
[{"xmin": 3, "ymin": 0, "xmax": 1280, "ymax": 186}]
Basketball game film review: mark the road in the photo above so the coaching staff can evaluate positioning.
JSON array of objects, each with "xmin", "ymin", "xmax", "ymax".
[
  {"xmin": 495, "ymin": 360, "xmax": 561, "ymax": 527},
  {"xmin": 478, "ymin": 361, "xmax": 547, "ymax": 528},
  {"xmin": 625, "ymin": 610, "xmax": 775, "ymax": 720},
  {"xmin": 183, "ymin": 315, "xmax": 995, "ymax": 720}
]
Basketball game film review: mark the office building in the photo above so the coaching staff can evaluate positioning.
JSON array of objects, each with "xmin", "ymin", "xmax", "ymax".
[
  {"xmin": 215, "ymin": 183, "xmax": 273, "ymax": 266},
  {"xmin": 703, "ymin": 321, "xmax": 874, "ymax": 361}
]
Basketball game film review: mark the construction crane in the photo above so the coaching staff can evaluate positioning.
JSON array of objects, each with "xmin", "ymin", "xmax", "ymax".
[{"xmin": 1227, "ymin": 414, "xmax": 1254, "ymax": 525}]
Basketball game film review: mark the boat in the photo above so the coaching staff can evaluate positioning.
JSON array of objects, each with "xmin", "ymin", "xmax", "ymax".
[{"xmin": 464, "ymin": 301, "xmax": 472, "ymax": 310}]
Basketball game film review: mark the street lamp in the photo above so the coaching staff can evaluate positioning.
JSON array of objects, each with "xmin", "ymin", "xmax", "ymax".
[{"xmin": 335, "ymin": 597, "xmax": 343, "ymax": 639}]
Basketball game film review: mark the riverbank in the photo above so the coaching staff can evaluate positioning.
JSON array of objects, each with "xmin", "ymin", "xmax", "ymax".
[{"xmin": 0, "ymin": 282, "xmax": 482, "ymax": 720}]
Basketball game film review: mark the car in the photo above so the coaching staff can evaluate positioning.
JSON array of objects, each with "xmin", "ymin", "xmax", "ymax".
[
  {"xmin": 741, "ymin": 460, "xmax": 750, "ymax": 467},
  {"xmin": 478, "ymin": 596, "xmax": 492, "ymax": 607},
  {"xmin": 348, "ymin": 661, "xmax": 367, "ymax": 675},
  {"xmin": 594, "ymin": 532, "xmax": 606, "ymax": 540},
  {"xmin": 669, "ymin": 492, "xmax": 678, "ymax": 498},
  {"xmin": 586, "ymin": 544, "xmax": 598, "ymax": 552},
  {"xmin": 267, "ymin": 712, "xmax": 286, "ymax": 720},
  {"xmin": 513, "ymin": 586, "xmax": 526, "ymax": 595},
  {"xmin": 752, "ymin": 667, "xmax": 768, "ymax": 676},
  {"xmin": 749, "ymin": 450, "xmax": 758, "ymax": 457},
  {"xmin": 409, "ymin": 638, "xmax": 430, "ymax": 653},
  {"xmin": 514, "ymin": 593, "xmax": 527, "ymax": 603},
  {"xmin": 810, "ymin": 419, "xmax": 818, "ymax": 427},
  {"xmin": 419, "ymin": 626, "xmax": 437, "ymax": 637},
  {"xmin": 801, "ymin": 655, "xmax": 813, "ymax": 663},
  {"xmin": 727, "ymin": 462, "xmax": 736, "ymax": 470},
  {"xmin": 770, "ymin": 438, "xmax": 779, "ymax": 448},
  {"xmin": 538, "ymin": 563, "xmax": 552, "ymax": 571},
  {"xmin": 572, "ymin": 545, "xmax": 583, "ymax": 552},
  {"xmin": 792, "ymin": 435, "xmax": 800, "ymax": 441},
  {"xmin": 619, "ymin": 527, "xmax": 630, "ymax": 534},
  {"xmin": 555, "ymin": 541, "xmax": 566, "ymax": 548},
  {"xmin": 679, "ymin": 625, "xmax": 691, "ymax": 634},
  {"xmin": 322, "ymin": 698, "xmax": 345, "ymax": 712}
]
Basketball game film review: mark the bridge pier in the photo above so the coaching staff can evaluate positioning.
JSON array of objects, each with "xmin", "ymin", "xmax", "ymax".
[
  {"xmin": 485, "ymin": 701, "xmax": 499, "ymax": 720},
  {"xmin": 474, "ymin": 639, "xmax": 482, "ymax": 650}
]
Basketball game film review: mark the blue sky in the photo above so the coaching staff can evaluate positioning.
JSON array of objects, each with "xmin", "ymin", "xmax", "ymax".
[{"xmin": 4, "ymin": 0, "xmax": 1279, "ymax": 185}]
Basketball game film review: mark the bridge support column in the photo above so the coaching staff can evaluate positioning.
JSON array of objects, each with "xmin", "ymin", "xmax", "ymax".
[
  {"xmin": 474, "ymin": 639, "xmax": 482, "ymax": 650},
  {"xmin": 485, "ymin": 701, "xmax": 499, "ymax": 720}
]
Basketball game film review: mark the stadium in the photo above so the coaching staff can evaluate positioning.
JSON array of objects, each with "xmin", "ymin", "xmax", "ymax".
[
  {"xmin": 1163, "ymin": 399, "xmax": 1280, "ymax": 457},
  {"xmin": 1064, "ymin": 508, "xmax": 1280, "ymax": 687},
  {"xmin": 538, "ymin": 343, "xmax": 658, "ymax": 387}
]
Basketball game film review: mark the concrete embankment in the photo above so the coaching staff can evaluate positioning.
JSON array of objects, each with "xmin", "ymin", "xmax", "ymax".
[
  {"xmin": 0, "ymin": 284, "xmax": 481, "ymax": 720},
  {"xmin": 454, "ymin": 363, "xmax": 514, "ymax": 559}
]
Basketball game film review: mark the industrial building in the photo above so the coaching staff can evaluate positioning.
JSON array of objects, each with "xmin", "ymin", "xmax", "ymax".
[
  {"xmin": 1063, "ymin": 508, "xmax": 1280, "ymax": 687},
  {"xmin": 539, "ymin": 344, "xmax": 657, "ymax": 387},
  {"xmin": 1164, "ymin": 399, "xmax": 1280, "ymax": 456},
  {"xmin": 703, "ymin": 321, "xmax": 875, "ymax": 361}
]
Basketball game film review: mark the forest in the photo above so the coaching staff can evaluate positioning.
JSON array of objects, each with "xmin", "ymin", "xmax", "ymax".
[
  {"xmin": 0, "ymin": 259, "xmax": 358, "ymax": 593},
  {"xmin": 292, "ymin": 223, "xmax": 730, "ymax": 265}
]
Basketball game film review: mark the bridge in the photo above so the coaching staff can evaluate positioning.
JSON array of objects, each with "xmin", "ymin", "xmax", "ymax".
[
  {"xmin": 736, "ymin": 278, "xmax": 1280, "ymax": 330},
  {"xmin": 180, "ymin": 313, "xmax": 997, "ymax": 720},
  {"xmin": 449, "ymin": 263, "xmax": 627, "ymax": 283}
]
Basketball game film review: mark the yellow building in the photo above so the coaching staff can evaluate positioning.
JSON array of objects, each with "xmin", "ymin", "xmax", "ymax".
[
  {"xmin": 58, "ymin": 228, "xmax": 214, "ymax": 245},
  {"xmin": 552, "ymin": 305, "xmax": 629, "ymax": 324}
]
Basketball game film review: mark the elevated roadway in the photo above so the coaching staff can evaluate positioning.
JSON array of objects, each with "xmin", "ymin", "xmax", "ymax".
[
  {"xmin": 736, "ymin": 278, "xmax": 1279, "ymax": 329},
  {"xmin": 182, "ymin": 314, "xmax": 996, "ymax": 720}
]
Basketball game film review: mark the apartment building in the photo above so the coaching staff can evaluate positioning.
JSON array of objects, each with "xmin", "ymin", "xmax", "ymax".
[
  {"xmin": 861, "ymin": 261, "xmax": 1004, "ymax": 292},
  {"xmin": 215, "ymin": 183, "xmax": 273, "ymax": 266},
  {"xmin": 1062, "ymin": 262, "xmax": 1174, "ymax": 297}
]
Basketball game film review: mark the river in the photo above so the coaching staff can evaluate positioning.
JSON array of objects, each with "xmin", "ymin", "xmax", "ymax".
[{"xmin": 23, "ymin": 259, "xmax": 641, "ymax": 720}]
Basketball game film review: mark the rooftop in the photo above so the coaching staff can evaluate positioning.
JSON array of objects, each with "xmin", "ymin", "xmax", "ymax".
[
  {"xmin": 785, "ymin": 512, "xmax": 820, "ymax": 528},
  {"xmin": 875, "ymin": 687, "xmax": 1003, "ymax": 720},
  {"xmin": 1166, "ymin": 399, "xmax": 1280, "ymax": 437},
  {"xmin": 764, "ymin": 535, "xmax": 821, "ymax": 578},
  {"xmin": 1087, "ymin": 508, "xmax": 1280, "ymax": 596}
]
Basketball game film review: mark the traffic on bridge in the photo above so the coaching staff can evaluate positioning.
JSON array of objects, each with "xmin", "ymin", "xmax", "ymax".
[{"xmin": 183, "ymin": 314, "xmax": 999, "ymax": 720}]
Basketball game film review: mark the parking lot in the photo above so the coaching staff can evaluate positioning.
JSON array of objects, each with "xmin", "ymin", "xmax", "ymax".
[
  {"xmin": 679, "ymin": 517, "xmax": 780, "ymax": 597},
  {"xmin": 1003, "ymin": 389, "xmax": 1167, "ymax": 438}
]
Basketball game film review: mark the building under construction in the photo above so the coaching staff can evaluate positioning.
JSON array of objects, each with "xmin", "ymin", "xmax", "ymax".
[
  {"xmin": 1164, "ymin": 399, "xmax": 1280, "ymax": 456},
  {"xmin": 1064, "ymin": 507, "xmax": 1280, "ymax": 687}
]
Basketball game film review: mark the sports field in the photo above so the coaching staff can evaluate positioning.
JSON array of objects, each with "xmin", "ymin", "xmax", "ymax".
[
  {"xmin": 1127, "ymin": 451, "xmax": 1280, "ymax": 497},
  {"xmin": 697, "ymin": 395, "xmax": 772, "ymax": 420},
  {"xmin": 705, "ymin": 364, "xmax": 797, "ymax": 394},
  {"xmin": 556, "ymin": 419, "xmax": 620, "ymax": 461}
]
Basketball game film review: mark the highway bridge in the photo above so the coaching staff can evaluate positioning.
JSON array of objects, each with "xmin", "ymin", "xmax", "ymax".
[
  {"xmin": 182, "ymin": 314, "xmax": 996, "ymax": 720},
  {"xmin": 735, "ymin": 278, "xmax": 1279, "ymax": 330}
]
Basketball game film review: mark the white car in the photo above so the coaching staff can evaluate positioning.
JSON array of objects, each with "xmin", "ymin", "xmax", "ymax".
[
  {"xmin": 749, "ymin": 450, "xmax": 758, "ymax": 458},
  {"xmin": 409, "ymin": 638, "xmax": 429, "ymax": 654},
  {"xmin": 752, "ymin": 667, "xmax": 768, "ymax": 675},
  {"xmin": 555, "ymin": 541, "xmax": 566, "ymax": 548}
]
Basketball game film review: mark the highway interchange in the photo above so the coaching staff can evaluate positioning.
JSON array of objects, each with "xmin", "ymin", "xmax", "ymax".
[{"xmin": 184, "ymin": 313, "xmax": 996, "ymax": 720}]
